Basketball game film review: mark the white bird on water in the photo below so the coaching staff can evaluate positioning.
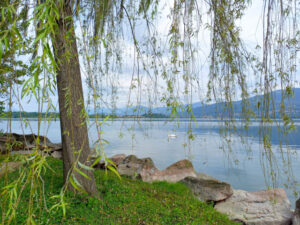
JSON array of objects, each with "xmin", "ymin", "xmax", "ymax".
[{"xmin": 168, "ymin": 133, "xmax": 177, "ymax": 138}]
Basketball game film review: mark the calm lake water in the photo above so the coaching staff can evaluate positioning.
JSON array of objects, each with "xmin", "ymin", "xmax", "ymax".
[{"xmin": 1, "ymin": 118, "xmax": 299, "ymax": 207}]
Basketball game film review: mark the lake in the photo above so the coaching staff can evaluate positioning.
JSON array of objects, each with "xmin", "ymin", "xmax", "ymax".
[{"xmin": 1, "ymin": 118, "xmax": 299, "ymax": 207}]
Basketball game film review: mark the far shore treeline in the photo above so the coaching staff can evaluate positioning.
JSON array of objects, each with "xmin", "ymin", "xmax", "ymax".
[
  {"xmin": 0, "ymin": 111, "xmax": 170, "ymax": 119},
  {"xmin": 1, "ymin": 111, "xmax": 299, "ymax": 119}
]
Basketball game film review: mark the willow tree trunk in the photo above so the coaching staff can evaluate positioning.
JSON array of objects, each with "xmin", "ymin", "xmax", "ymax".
[{"xmin": 53, "ymin": 2, "xmax": 98, "ymax": 195}]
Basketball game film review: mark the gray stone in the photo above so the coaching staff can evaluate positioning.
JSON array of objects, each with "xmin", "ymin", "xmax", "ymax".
[
  {"xmin": 197, "ymin": 172, "xmax": 219, "ymax": 181},
  {"xmin": 0, "ymin": 144, "xmax": 4, "ymax": 154},
  {"xmin": 180, "ymin": 175, "xmax": 233, "ymax": 202},
  {"xmin": 0, "ymin": 133, "xmax": 61, "ymax": 152},
  {"xmin": 50, "ymin": 150, "xmax": 62, "ymax": 159},
  {"xmin": 109, "ymin": 154, "xmax": 127, "ymax": 166},
  {"xmin": 0, "ymin": 136, "xmax": 6, "ymax": 153},
  {"xmin": 117, "ymin": 155, "xmax": 158, "ymax": 180},
  {"xmin": 293, "ymin": 198, "xmax": 300, "ymax": 225},
  {"xmin": 111, "ymin": 157, "xmax": 197, "ymax": 183},
  {"xmin": 215, "ymin": 189, "xmax": 293, "ymax": 225},
  {"xmin": 143, "ymin": 159, "xmax": 197, "ymax": 183},
  {"xmin": 294, "ymin": 215, "xmax": 300, "ymax": 225},
  {"xmin": 296, "ymin": 198, "xmax": 300, "ymax": 210}
]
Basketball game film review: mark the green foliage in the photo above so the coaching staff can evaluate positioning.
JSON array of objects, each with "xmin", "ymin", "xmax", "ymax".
[
  {"xmin": 0, "ymin": 0, "xmax": 29, "ymax": 109},
  {"xmin": 0, "ymin": 158, "xmax": 238, "ymax": 225}
]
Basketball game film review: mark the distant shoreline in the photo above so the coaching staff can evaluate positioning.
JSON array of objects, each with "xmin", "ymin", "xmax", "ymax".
[{"xmin": 1, "ymin": 117, "xmax": 300, "ymax": 122}]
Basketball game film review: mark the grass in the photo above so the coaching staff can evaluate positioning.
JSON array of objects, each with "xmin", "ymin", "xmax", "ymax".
[{"xmin": 0, "ymin": 156, "xmax": 238, "ymax": 224}]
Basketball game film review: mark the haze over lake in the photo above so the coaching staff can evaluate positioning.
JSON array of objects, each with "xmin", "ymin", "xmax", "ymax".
[{"xmin": 1, "ymin": 118, "xmax": 299, "ymax": 207}]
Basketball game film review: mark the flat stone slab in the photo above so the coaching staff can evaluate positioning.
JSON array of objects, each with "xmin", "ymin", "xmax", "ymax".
[
  {"xmin": 142, "ymin": 159, "xmax": 197, "ymax": 183},
  {"xmin": 180, "ymin": 175, "xmax": 233, "ymax": 202},
  {"xmin": 215, "ymin": 189, "xmax": 293, "ymax": 225}
]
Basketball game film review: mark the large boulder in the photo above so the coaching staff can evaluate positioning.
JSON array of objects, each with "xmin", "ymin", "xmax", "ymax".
[
  {"xmin": 109, "ymin": 154, "xmax": 127, "ymax": 166},
  {"xmin": 107, "ymin": 157, "xmax": 197, "ymax": 183},
  {"xmin": 143, "ymin": 159, "xmax": 197, "ymax": 183},
  {"xmin": 293, "ymin": 198, "xmax": 300, "ymax": 225},
  {"xmin": 0, "ymin": 133, "xmax": 61, "ymax": 153},
  {"xmin": 215, "ymin": 189, "xmax": 293, "ymax": 225},
  {"xmin": 0, "ymin": 161, "xmax": 22, "ymax": 177},
  {"xmin": 117, "ymin": 155, "xmax": 158, "ymax": 180},
  {"xmin": 50, "ymin": 150, "xmax": 63, "ymax": 159},
  {"xmin": 180, "ymin": 174, "xmax": 233, "ymax": 203},
  {"xmin": 0, "ymin": 134, "xmax": 25, "ymax": 152}
]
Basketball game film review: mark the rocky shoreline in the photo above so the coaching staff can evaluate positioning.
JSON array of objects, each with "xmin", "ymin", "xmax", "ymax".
[
  {"xmin": 1, "ymin": 133, "xmax": 299, "ymax": 225},
  {"xmin": 101, "ymin": 154, "xmax": 299, "ymax": 225}
]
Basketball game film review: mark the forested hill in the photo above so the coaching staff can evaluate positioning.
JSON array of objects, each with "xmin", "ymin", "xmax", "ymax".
[{"xmin": 189, "ymin": 88, "xmax": 300, "ymax": 118}]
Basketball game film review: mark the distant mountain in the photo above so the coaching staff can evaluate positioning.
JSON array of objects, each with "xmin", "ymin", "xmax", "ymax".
[
  {"xmin": 190, "ymin": 88, "xmax": 300, "ymax": 118},
  {"xmin": 125, "ymin": 88, "xmax": 300, "ymax": 118},
  {"xmin": 88, "ymin": 88, "xmax": 300, "ymax": 118}
]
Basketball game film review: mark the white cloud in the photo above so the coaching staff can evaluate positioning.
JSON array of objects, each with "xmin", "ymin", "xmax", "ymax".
[{"xmin": 5, "ymin": 0, "xmax": 299, "ymax": 113}]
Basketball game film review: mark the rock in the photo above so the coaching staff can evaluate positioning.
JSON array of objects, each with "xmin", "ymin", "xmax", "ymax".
[
  {"xmin": 294, "ymin": 214, "xmax": 300, "ymax": 225},
  {"xmin": 0, "ymin": 144, "xmax": 4, "ymax": 154},
  {"xmin": 293, "ymin": 198, "xmax": 300, "ymax": 225},
  {"xmin": 197, "ymin": 172, "xmax": 219, "ymax": 181},
  {"xmin": 48, "ymin": 143, "xmax": 62, "ymax": 152},
  {"xmin": 109, "ymin": 154, "xmax": 127, "ymax": 166},
  {"xmin": 117, "ymin": 155, "xmax": 158, "ymax": 180},
  {"xmin": 89, "ymin": 148, "xmax": 99, "ymax": 159},
  {"xmin": 50, "ymin": 150, "xmax": 62, "ymax": 159},
  {"xmin": 143, "ymin": 159, "xmax": 197, "ymax": 183},
  {"xmin": 180, "ymin": 175, "xmax": 233, "ymax": 203},
  {"xmin": 0, "ymin": 136, "xmax": 7, "ymax": 153},
  {"xmin": 296, "ymin": 198, "xmax": 300, "ymax": 210},
  {"xmin": 215, "ymin": 189, "xmax": 293, "ymax": 225},
  {"xmin": 0, "ymin": 162, "xmax": 22, "ymax": 177},
  {"xmin": 117, "ymin": 158, "xmax": 197, "ymax": 183},
  {"xmin": 0, "ymin": 133, "xmax": 61, "ymax": 152},
  {"xmin": 0, "ymin": 134, "xmax": 25, "ymax": 151}
]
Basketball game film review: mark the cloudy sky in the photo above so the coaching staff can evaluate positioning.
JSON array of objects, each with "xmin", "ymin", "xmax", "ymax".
[{"xmin": 5, "ymin": 0, "xmax": 299, "ymax": 112}]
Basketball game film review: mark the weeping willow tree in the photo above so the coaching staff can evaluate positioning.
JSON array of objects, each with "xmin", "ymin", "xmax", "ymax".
[{"xmin": 0, "ymin": 0, "xmax": 299, "ymax": 223}]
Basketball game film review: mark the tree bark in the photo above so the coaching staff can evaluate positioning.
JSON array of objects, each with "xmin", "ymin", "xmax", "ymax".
[{"xmin": 53, "ymin": 2, "xmax": 98, "ymax": 195}]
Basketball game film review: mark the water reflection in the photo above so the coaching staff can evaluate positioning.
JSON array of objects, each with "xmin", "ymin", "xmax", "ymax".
[{"xmin": 0, "ymin": 118, "xmax": 299, "ymax": 207}]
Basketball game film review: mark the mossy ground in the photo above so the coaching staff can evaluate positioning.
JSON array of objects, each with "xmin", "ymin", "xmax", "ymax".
[{"xmin": 0, "ymin": 156, "xmax": 238, "ymax": 224}]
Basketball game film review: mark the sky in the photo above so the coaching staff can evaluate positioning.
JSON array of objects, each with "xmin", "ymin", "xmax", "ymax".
[{"xmin": 4, "ymin": 0, "xmax": 299, "ymax": 112}]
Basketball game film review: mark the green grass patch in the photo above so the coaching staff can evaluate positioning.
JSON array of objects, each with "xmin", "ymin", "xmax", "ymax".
[{"xmin": 0, "ymin": 157, "xmax": 238, "ymax": 224}]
